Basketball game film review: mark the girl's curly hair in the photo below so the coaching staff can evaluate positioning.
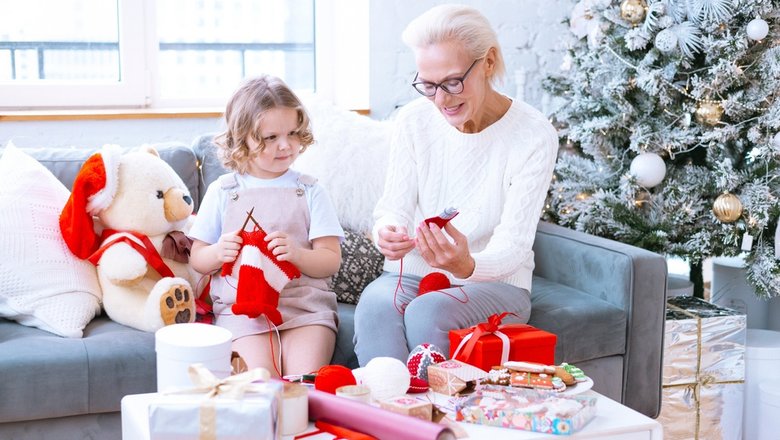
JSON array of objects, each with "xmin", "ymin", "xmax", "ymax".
[{"xmin": 214, "ymin": 75, "xmax": 314, "ymax": 173}]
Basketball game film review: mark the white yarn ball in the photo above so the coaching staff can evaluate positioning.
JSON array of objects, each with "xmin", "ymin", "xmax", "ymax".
[
  {"xmin": 361, "ymin": 357, "xmax": 410, "ymax": 401},
  {"xmin": 351, "ymin": 367, "xmax": 366, "ymax": 385},
  {"xmin": 630, "ymin": 153, "xmax": 666, "ymax": 188},
  {"xmin": 747, "ymin": 18, "xmax": 769, "ymax": 41},
  {"xmin": 654, "ymin": 29, "xmax": 678, "ymax": 53}
]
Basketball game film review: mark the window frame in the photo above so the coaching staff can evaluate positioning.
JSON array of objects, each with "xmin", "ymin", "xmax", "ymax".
[
  {"xmin": 0, "ymin": 0, "xmax": 368, "ymax": 111},
  {"xmin": 0, "ymin": 0, "xmax": 148, "ymax": 109}
]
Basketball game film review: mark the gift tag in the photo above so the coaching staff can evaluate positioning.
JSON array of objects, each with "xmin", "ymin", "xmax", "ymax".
[{"xmin": 741, "ymin": 232, "xmax": 753, "ymax": 251}]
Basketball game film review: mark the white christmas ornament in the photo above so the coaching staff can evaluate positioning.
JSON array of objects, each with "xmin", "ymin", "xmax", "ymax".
[
  {"xmin": 630, "ymin": 153, "xmax": 667, "ymax": 188},
  {"xmin": 747, "ymin": 18, "xmax": 769, "ymax": 41},
  {"xmin": 655, "ymin": 29, "xmax": 678, "ymax": 53},
  {"xmin": 360, "ymin": 357, "xmax": 410, "ymax": 401},
  {"xmin": 773, "ymin": 132, "xmax": 780, "ymax": 148}
]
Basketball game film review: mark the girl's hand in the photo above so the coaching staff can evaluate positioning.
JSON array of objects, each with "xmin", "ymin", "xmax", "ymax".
[
  {"xmin": 266, "ymin": 231, "xmax": 300, "ymax": 263},
  {"xmin": 377, "ymin": 225, "xmax": 415, "ymax": 261},
  {"xmin": 416, "ymin": 222, "xmax": 475, "ymax": 279},
  {"xmin": 216, "ymin": 229, "xmax": 243, "ymax": 263}
]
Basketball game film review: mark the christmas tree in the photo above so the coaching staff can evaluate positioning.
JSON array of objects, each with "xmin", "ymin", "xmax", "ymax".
[{"xmin": 543, "ymin": 0, "xmax": 780, "ymax": 298}]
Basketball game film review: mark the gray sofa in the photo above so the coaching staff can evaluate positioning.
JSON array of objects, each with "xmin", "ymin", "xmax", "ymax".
[{"xmin": 0, "ymin": 136, "xmax": 667, "ymax": 440}]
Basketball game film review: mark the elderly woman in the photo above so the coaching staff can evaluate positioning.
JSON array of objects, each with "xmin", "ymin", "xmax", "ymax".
[{"xmin": 354, "ymin": 4, "xmax": 559, "ymax": 366}]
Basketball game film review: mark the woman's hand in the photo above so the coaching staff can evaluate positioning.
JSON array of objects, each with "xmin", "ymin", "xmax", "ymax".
[
  {"xmin": 265, "ymin": 231, "xmax": 301, "ymax": 263},
  {"xmin": 215, "ymin": 229, "xmax": 243, "ymax": 263},
  {"xmin": 416, "ymin": 222, "xmax": 475, "ymax": 279},
  {"xmin": 377, "ymin": 225, "xmax": 416, "ymax": 261}
]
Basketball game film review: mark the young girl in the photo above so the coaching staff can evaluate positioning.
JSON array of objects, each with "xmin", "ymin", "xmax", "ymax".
[{"xmin": 189, "ymin": 75, "xmax": 343, "ymax": 377}]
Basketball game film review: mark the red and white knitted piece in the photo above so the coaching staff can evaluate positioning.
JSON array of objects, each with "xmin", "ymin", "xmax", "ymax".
[
  {"xmin": 407, "ymin": 343, "xmax": 447, "ymax": 382},
  {"xmin": 222, "ymin": 227, "xmax": 301, "ymax": 325}
]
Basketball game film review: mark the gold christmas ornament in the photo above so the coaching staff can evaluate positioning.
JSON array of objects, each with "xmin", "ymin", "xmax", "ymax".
[
  {"xmin": 712, "ymin": 192, "xmax": 743, "ymax": 223},
  {"xmin": 695, "ymin": 101, "xmax": 724, "ymax": 126},
  {"xmin": 620, "ymin": 0, "xmax": 647, "ymax": 24},
  {"xmin": 634, "ymin": 190, "xmax": 651, "ymax": 208},
  {"xmin": 575, "ymin": 191, "xmax": 591, "ymax": 201}
]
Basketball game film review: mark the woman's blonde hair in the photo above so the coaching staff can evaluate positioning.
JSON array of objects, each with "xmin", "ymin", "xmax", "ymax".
[
  {"xmin": 402, "ymin": 4, "xmax": 505, "ymax": 85},
  {"xmin": 215, "ymin": 75, "xmax": 314, "ymax": 173}
]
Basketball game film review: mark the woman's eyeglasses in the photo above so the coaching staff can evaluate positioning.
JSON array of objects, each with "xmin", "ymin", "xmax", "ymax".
[{"xmin": 411, "ymin": 58, "xmax": 483, "ymax": 97}]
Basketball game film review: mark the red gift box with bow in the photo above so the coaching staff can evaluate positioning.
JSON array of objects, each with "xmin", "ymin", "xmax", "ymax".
[{"xmin": 449, "ymin": 313, "xmax": 557, "ymax": 372}]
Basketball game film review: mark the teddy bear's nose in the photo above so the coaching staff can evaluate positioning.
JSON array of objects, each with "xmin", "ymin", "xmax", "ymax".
[{"xmin": 182, "ymin": 195, "xmax": 192, "ymax": 205}]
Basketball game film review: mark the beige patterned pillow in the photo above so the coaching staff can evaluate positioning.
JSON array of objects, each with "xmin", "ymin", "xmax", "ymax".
[{"xmin": 331, "ymin": 230, "xmax": 384, "ymax": 304}]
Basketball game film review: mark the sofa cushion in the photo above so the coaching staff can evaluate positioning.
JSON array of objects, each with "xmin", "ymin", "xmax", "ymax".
[
  {"xmin": 331, "ymin": 302, "xmax": 359, "ymax": 368},
  {"xmin": 331, "ymin": 230, "xmax": 384, "ymax": 305},
  {"xmin": 528, "ymin": 276, "xmax": 627, "ymax": 364},
  {"xmin": 4, "ymin": 143, "xmax": 202, "ymax": 212},
  {"xmin": 0, "ymin": 145, "xmax": 101, "ymax": 338},
  {"xmin": 191, "ymin": 133, "xmax": 225, "ymax": 203},
  {"xmin": 0, "ymin": 317, "xmax": 156, "ymax": 423}
]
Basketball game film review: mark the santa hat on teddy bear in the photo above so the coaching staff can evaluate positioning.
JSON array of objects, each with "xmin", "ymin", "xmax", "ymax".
[{"xmin": 59, "ymin": 144, "xmax": 123, "ymax": 260}]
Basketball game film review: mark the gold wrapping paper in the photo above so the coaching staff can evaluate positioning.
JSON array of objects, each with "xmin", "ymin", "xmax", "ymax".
[{"xmin": 657, "ymin": 297, "xmax": 746, "ymax": 440}]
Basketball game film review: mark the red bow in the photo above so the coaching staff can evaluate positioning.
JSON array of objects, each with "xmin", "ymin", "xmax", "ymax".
[{"xmin": 453, "ymin": 312, "xmax": 517, "ymax": 362}]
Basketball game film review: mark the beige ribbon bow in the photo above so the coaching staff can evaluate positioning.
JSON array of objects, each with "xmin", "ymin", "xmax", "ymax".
[{"xmin": 186, "ymin": 363, "xmax": 271, "ymax": 400}]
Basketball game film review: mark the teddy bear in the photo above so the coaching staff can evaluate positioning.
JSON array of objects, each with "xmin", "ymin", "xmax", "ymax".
[{"xmin": 59, "ymin": 144, "xmax": 196, "ymax": 332}]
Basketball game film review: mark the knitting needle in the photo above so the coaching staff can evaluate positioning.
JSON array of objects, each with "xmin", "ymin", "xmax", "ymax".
[
  {"xmin": 247, "ymin": 212, "xmax": 262, "ymax": 230},
  {"xmin": 240, "ymin": 207, "xmax": 255, "ymax": 231}
]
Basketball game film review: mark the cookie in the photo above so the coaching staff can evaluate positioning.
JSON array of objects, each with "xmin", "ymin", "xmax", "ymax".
[
  {"xmin": 503, "ymin": 361, "xmax": 556, "ymax": 374},
  {"xmin": 483, "ymin": 366, "xmax": 511, "ymax": 386},
  {"xmin": 554, "ymin": 366, "xmax": 576, "ymax": 386},
  {"xmin": 510, "ymin": 371, "xmax": 565, "ymax": 391},
  {"xmin": 561, "ymin": 362, "xmax": 587, "ymax": 382}
]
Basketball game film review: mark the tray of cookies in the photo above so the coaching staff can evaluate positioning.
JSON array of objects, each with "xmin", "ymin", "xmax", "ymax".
[{"xmin": 482, "ymin": 361, "xmax": 593, "ymax": 395}]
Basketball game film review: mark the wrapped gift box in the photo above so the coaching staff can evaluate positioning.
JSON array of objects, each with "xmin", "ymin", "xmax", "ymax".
[
  {"xmin": 455, "ymin": 385, "xmax": 597, "ymax": 435},
  {"xmin": 657, "ymin": 296, "xmax": 745, "ymax": 440},
  {"xmin": 449, "ymin": 320, "xmax": 557, "ymax": 372},
  {"xmin": 379, "ymin": 396, "xmax": 432, "ymax": 421},
  {"xmin": 427, "ymin": 360, "xmax": 487, "ymax": 395},
  {"xmin": 145, "ymin": 365, "xmax": 283, "ymax": 440},
  {"xmin": 149, "ymin": 392, "xmax": 281, "ymax": 440}
]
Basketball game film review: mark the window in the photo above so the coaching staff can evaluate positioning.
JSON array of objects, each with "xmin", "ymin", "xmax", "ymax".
[
  {"xmin": 0, "ymin": 0, "xmax": 145, "ymax": 108},
  {"xmin": 154, "ymin": 0, "xmax": 315, "ymax": 107},
  {"xmin": 0, "ymin": 0, "xmax": 366, "ymax": 110}
]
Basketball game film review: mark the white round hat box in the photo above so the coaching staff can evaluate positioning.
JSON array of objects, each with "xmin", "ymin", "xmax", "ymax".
[
  {"xmin": 155, "ymin": 323, "xmax": 233, "ymax": 392},
  {"xmin": 744, "ymin": 329, "xmax": 780, "ymax": 440},
  {"xmin": 758, "ymin": 380, "xmax": 780, "ymax": 440}
]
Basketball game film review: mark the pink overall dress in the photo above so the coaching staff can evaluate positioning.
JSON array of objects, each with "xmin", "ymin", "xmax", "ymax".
[{"xmin": 210, "ymin": 173, "xmax": 338, "ymax": 340}]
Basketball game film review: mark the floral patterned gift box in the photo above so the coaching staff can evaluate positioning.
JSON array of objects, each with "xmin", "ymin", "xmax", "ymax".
[{"xmin": 455, "ymin": 385, "xmax": 597, "ymax": 435}]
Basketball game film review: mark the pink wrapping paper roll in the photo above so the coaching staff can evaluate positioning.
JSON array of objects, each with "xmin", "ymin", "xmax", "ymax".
[{"xmin": 308, "ymin": 388, "xmax": 455, "ymax": 440}]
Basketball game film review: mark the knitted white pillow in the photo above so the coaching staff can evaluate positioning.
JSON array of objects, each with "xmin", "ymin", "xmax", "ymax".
[{"xmin": 0, "ymin": 144, "xmax": 101, "ymax": 337}]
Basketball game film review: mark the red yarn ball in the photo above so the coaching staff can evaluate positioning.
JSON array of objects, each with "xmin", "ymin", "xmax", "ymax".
[
  {"xmin": 419, "ymin": 272, "xmax": 451, "ymax": 295},
  {"xmin": 314, "ymin": 365, "xmax": 356, "ymax": 394}
]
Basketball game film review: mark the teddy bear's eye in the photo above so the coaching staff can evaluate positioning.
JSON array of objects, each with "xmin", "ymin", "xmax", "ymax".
[{"xmin": 156, "ymin": 190, "xmax": 164, "ymax": 199}]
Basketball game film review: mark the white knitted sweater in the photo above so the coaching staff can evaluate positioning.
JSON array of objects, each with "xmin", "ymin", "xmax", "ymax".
[{"xmin": 372, "ymin": 97, "xmax": 559, "ymax": 290}]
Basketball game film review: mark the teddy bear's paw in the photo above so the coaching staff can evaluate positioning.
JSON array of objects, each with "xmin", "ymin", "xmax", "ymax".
[{"xmin": 159, "ymin": 285, "xmax": 194, "ymax": 325}]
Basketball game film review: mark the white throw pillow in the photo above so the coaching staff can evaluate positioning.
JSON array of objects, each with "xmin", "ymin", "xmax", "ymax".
[
  {"xmin": 0, "ymin": 144, "xmax": 101, "ymax": 337},
  {"xmin": 294, "ymin": 96, "xmax": 394, "ymax": 234}
]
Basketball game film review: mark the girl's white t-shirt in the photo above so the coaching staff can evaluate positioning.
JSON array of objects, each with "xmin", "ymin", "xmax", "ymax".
[{"xmin": 189, "ymin": 169, "xmax": 344, "ymax": 245}]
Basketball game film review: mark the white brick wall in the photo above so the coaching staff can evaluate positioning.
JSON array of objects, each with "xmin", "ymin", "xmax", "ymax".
[{"xmin": 368, "ymin": 0, "xmax": 574, "ymax": 118}]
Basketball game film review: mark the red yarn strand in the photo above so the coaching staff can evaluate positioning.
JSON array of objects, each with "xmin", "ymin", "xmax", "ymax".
[{"xmin": 393, "ymin": 257, "xmax": 470, "ymax": 316}]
